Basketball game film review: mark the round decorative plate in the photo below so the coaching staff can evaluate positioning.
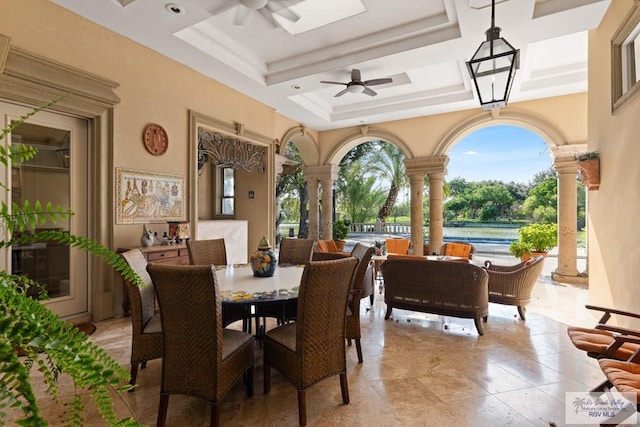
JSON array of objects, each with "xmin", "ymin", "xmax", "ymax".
[{"xmin": 143, "ymin": 123, "xmax": 168, "ymax": 156}]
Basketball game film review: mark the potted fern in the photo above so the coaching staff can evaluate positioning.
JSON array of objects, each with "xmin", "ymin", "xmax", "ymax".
[{"xmin": 0, "ymin": 97, "xmax": 144, "ymax": 426}]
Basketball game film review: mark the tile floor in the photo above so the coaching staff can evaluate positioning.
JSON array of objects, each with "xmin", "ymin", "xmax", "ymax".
[{"xmin": 27, "ymin": 265, "xmax": 625, "ymax": 426}]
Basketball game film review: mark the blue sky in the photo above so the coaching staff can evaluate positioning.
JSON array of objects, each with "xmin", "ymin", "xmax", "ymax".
[{"xmin": 446, "ymin": 125, "xmax": 552, "ymax": 184}]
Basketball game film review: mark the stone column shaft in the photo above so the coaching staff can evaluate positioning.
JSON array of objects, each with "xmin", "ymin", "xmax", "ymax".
[
  {"xmin": 307, "ymin": 178, "xmax": 319, "ymax": 241},
  {"xmin": 554, "ymin": 157, "xmax": 580, "ymax": 277},
  {"xmin": 408, "ymin": 173, "xmax": 424, "ymax": 254},
  {"xmin": 320, "ymin": 178, "xmax": 334, "ymax": 240},
  {"xmin": 428, "ymin": 173, "xmax": 445, "ymax": 253}
]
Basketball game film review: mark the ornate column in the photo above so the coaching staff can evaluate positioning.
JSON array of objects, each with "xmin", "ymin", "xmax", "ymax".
[
  {"xmin": 407, "ymin": 173, "xmax": 424, "ymax": 254},
  {"xmin": 405, "ymin": 156, "xmax": 448, "ymax": 255},
  {"xmin": 428, "ymin": 172, "xmax": 445, "ymax": 253},
  {"xmin": 307, "ymin": 176, "xmax": 320, "ymax": 240},
  {"xmin": 551, "ymin": 145, "xmax": 586, "ymax": 284},
  {"xmin": 303, "ymin": 164, "xmax": 339, "ymax": 241}
]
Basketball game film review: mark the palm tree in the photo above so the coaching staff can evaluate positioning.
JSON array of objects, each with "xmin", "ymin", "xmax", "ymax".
[{"xmin": 366, "ymin": 142, "xmax": 407, "ymax": 223}]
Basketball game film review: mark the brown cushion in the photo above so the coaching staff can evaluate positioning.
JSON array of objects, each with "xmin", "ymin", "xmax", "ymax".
[
  {"xmin": 222, "ymin": 329, "xmax": 253, "ymax": 360},
  {"xmin": 567, "ymin": 326, "xmax": 639, "ymax": 359},
  {"xmin": 265, "ymin": 322, "xmax": 296, "ymax": 351},
  {"xmin": 143, "ymin": 313, "xmax": 162, "ymax": 334},
  {"xmin": 599, "ymin": 359, "xmax": 640, "ymax": 400}
]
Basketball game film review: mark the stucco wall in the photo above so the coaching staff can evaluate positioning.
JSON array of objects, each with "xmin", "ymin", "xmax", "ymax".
[
  {"xmin": 587, "ymin": 0, "xmax": 640, "ymax": 326},
  {"xmin": 0, "ymin": 0, "xmax": 295, "ymax": 259}
]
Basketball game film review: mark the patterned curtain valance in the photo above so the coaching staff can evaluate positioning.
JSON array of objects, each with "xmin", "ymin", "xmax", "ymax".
[{"xmin": 198, "ymin": 128, "xmax": 266, "ymax": 173}]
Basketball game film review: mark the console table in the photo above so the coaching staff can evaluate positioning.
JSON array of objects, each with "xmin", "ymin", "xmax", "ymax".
[{"xmin": 118, "ymin": 243, "xmax": 189, "ymax": 315}]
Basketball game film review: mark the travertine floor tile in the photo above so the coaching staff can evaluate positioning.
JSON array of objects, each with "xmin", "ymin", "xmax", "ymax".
[{"xmin": 18, "ymin": 275, "xmax": 611, "ymax": 426}]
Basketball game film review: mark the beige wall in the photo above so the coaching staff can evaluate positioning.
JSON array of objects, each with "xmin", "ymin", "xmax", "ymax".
[
  {"xmin": 587, "ymin": 0, "xmax": 640, "ymax": 326},
  {"xmin": 4, "ymin": 0, "xmax": 633, "ymax": 323},
  {"xmin": 0, "ymin": 0, "xmax": 294, "ymax": 257}
]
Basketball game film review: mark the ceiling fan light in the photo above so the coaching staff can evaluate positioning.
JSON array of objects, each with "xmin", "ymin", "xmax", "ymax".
[
  {"xmin": 239, "ymin": 0, "xmax": 268, "ymax": 10},
  {"xmin": 347, "ymin": 84, "xmax": 364, "ymax": 94}
]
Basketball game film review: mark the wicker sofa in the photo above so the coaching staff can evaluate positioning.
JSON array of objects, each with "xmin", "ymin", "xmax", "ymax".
[{"xmin": 380, "ymin": 257, "xmax": 489, "ymax": 335}]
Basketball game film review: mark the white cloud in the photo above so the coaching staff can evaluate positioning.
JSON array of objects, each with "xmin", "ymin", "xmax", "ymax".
[{"xmin": 462, "ymin": 150, "xmax": 479, "ymax": 155}]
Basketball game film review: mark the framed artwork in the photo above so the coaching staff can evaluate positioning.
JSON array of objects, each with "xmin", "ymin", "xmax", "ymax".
[{"xmin": 116, "ymin": 167, "xmax": 185, "ymax": 224}]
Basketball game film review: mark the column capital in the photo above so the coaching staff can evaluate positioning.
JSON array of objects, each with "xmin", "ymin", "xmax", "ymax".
[
  {"xmin": 553, "ymin": 156, "xmax": 579, "ymax": 175},
  {"xmin": 404, "ymin": 155, "xmax": 449, "ymax": 176},
  {"xmin": 275, "ymin": 154, "xmax": 297, "ymax": 176},
  {"xmin": 550, "ymin": 144, "xmax": 587, "ymax": 161},
  {"xmin": 303, "ymin": 164, "xmax": 340, "ymax": 181}
]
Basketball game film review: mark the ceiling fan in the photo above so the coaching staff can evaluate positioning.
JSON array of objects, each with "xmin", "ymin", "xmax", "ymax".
[
  {"xmin": 321, "ymin": 69, "xmax": 393, "ymax": 97},
  {"xmin": 211, "ymin": 0, "xmax": 303, "ymax": 27}
]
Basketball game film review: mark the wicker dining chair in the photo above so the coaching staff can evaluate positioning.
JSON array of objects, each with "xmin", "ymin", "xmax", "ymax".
[
  {"xmin": 345, "ymin": 243, "xmax": 375, "ymax": 363},
  {"xmin": 255, "ymin": 238, "xmax": 315, "ymax": 331},
  {"xmin": 147, "ymin": 263, "xmax": 254, "ymax": 427},
  {"xmin": 483, "ymin": 255, "xmax": 544, "ymax": 320},
  {"xmin": 187, "ymin": 238, "xmax": 227, "ymax": 266},
  {"xmin": 187, "ymin": 237, "xmax": 250, "ymax": 330},
  {"xmin": 263, "ymin": 257, "xmax": 359, "ymax": 426},
  {"xmin": 278, "ymin": 238, "xmax": 315, "ymax": 265},
  {"xmin": 120, "ymin": 249, "xmax": 163, "ymax": 389}
]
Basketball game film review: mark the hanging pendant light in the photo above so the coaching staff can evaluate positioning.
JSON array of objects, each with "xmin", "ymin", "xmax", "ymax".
[{"xmin": 466, "ymin": 0, "xmax": 519, "ymax": 110}]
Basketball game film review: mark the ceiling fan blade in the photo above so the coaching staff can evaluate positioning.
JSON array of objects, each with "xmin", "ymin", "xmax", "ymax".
[
  {"xmin": 362, "ymin": 87, "xmax": 378, "ymax": 97},
  {"xmin": 320, "ymin": 81, "xmax": 348, "ymax": 86},
  {"xmin": 364, "ymin": 78, "xmax": 393, "ymax": 86},
  {"xmin": 334, "ymin": 88, "xmax": 350, "ymax": 97},
  {"xmin": 257, "ymin": 7, "xmax": 279, "ymax": 27},
  {"xmin": 267, "ymin": 1, "xmax": 301, "ymax": 22},
  {"xmin": 351, "ymin": 69, "xmax": 362, "ymax": 82},
  {"xmin": 233, "ymin": 6, "xmax": 252, "ymax": 25}
]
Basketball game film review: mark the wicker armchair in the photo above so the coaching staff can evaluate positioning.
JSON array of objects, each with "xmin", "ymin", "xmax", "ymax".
[
  {"xmin": 120, "ymin": 249, "xmax": 163, "ymax": 389},
  {"xmin": 483, "ymin": 255, "xmax": 544, "ymax": 320},
  {"xmin": 147, "ymin": 264, "xmax": 254, "ymax": 427},
  {"xmin": 440, "ymin": 241, "xmax": 475, "ymax": 260},
  {"xmin": 263, "ymin": 257, "xmax": 359, "ymax": 426},
  {"xmin": 187, "ymin": 237, "xmax": 250, "ymax": 330},
  {"xmin": 345, "ymin": 243, "xmax": 375, "ymax": 363},
  {"xmin": 186, "ymin": 238, "xmax": 227, "ymax": 266},
  {"xmin": 278, "ymin": 238, "xmax": 315, "ymax": 265}
]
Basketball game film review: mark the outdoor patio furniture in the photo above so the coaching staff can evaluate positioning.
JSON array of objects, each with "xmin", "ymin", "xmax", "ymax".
[
  {"xmin": 568, "ymin": 305, "xmax": 640, "ymax": 361},
  {"xmin": 345, "ymin": 243, "xmax": 375, "ymax": 363},
  {"xmin": 188, "ymin": 238, "xmax": 250, "ymax": 331},
  {"xmin": 483, "ymin": 255, "xmax": 544, "ymax": 320},
  {"xmin": 385, "ymin": 238, "xmax": 410, "ymax": 255},
  {"xmin": 381, "ymin": 257, "xmax": 489, "ymax": 335},
  {"xmin": 278, "ymin": 238, "xmax": 315, "ymax": 265},
  {"xmin": 593, "ymin": 348, "xmax": 640, "ymax": 426},
  {"xmin": 440, "ymin": 241, "xmax": 475, "ymax": 259},
  {"xmin": 147, "ymin": 263, "xmax": 254, "ymax": 427},
  {"xmin": 186, "ymin": 238, "xmax": 227, "ymax": 266},
  {"xmin": 120, "ymin": 249, "xmax": 163, "ymax": 389},
  {"xmin": 263, "ymin": 257, "xmax": 358, "ymax": 426}
]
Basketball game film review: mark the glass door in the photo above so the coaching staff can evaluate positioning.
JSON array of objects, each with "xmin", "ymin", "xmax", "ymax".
[{"xmin": 1, "ymin": 102, "xmax": 88, "ymax": 318}]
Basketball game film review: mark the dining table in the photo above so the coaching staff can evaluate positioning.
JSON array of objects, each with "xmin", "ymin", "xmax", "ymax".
[{"xmin": 215, "ymin": 263, "xmax": 305, "ymax": 336}]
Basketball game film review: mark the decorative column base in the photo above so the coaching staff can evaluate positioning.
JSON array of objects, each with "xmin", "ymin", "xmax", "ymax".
[{"xmin": 551, "ymin": 271, "xmax": 588, "ymax": 286}]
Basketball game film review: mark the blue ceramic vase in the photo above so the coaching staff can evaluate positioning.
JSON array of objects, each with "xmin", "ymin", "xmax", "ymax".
[{"xmin": 250, "ymin": 236, "xmax": 277, "ymax": 277}]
